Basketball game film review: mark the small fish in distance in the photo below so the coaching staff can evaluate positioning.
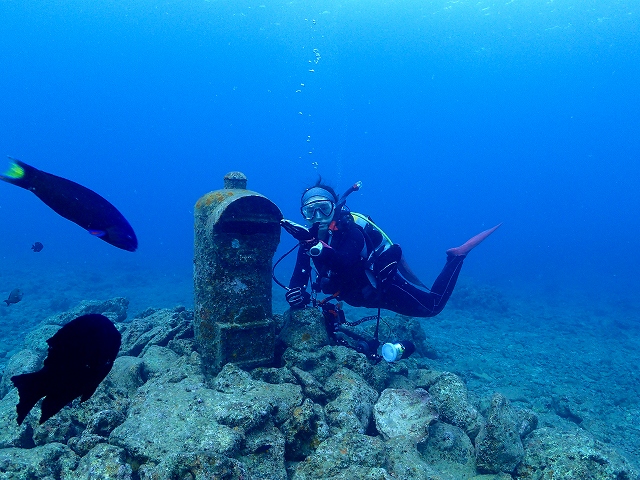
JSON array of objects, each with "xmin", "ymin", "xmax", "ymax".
[
  {"xmin": 11, "ymin": 314, "xmax": 121, "ymax": 425},
  {"xmin": 4, "ymin": 288, "xmax": 23, "ymax": 306},
  {"xmin": 31, "ymin": 242, "xmax": 44, "ymax": 252},
  {"xmin": 0, "ymin": 158, "xmax": 138, "ymax": 252}
]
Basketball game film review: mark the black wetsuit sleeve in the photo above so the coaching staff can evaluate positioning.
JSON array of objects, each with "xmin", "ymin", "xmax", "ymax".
[{"xmin": 289, "ymin": 246, "xmax": 312, "ymax": 289}]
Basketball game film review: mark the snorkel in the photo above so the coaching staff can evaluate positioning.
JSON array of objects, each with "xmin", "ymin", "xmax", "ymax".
[{"xmin": 336, "ymin": 181, "xmax": 362, "ymax": 211}]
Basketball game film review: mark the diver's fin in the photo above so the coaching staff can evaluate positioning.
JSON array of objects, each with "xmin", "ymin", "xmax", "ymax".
[{"xmin": 446, "ymin": 223, "xmax": 502, "ymax": 257}]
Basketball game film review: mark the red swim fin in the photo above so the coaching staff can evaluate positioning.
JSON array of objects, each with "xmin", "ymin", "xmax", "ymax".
[{"xmin": 446, "ymin": 223, "xmax": 502, "ymax": 257}]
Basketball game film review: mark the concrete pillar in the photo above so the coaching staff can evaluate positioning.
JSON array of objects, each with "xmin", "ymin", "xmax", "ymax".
[{"xmin": 194, "ymin": 172, "xmax": 282, "ymax": 377}]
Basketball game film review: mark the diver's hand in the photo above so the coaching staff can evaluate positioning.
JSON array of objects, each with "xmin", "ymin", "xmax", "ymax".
[
  {"xmin": 281, "ymin": 219, "xmax": 314, "ymax": 242},
  {"xmin": 286, "ymin": 287, "xmax": 311, "ymax": 309}
]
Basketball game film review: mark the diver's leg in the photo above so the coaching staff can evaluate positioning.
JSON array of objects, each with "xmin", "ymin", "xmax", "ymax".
[
  {"xmin": 446, "ymin": 223, "xmax": 502, "ymax": 257},
  {"xmin": 379, "ymin": 278, "xmax": 436, "ymax": 317},
  {"xmin": 380, "ymin": 254, "xmax": 465, "ymax": 317},
  {"xmin": 377, "ymin": 224, "xmax": 501, "ymax": 317},
  {"xmin": 427, "ymin": 254, "xmax": 465, "ymax": 314}
]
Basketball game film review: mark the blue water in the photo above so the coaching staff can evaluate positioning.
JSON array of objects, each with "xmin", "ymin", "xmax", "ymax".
[{"xmin": 1, "ymin": 0, "xmax": 638, "ymax": 304}]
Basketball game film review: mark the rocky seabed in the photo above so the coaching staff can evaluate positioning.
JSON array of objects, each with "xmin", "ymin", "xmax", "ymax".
[{"xmin": 0, "ymin": 298, "xmax": 637, "ymax": 480}]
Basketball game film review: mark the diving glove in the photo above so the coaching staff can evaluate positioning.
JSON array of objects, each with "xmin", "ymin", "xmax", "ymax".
[{"xmin": 280, "ymin": 219, "xmax": 314, "ymax": 242}]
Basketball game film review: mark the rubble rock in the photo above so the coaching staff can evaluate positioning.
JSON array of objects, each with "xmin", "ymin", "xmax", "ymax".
[
  {"xmin": 516, "ymin": 427, "xmax": 640, "ymax": 480},
  {"xmin": 281, "ymin": 397, "xmax": 331, "ymax": 460},
  {"xmin": 385, "ymin": 436, "xmax": 445, "ymax": 480},
  {"xmin": 292, "ymin": 431, "xmax": 390, "ymax": 480},
  {"xmin": 325, "ymin": 367, "xmax": 379, "ymax": 434},
  {"xmin": 373, "ymin": 388, "xmax": 438, "ymax": 442},
  {"xmin": 0, "ymin": 389, "xmax": 35, "ymax": 448},
  {"xmin": 137, "ymin": 452, "xmax": 248, "ymax": 480},
  {"xmin": 73, "ymin": 443, "xmax": 132, "ymax": 479},
  {"xmin": 119, "ymin": 306, "xmax": 193, "ymax": 358},
  {"xmin": 418, "ymin": 421, "xmax": 477, "ymax": 478},
  {"xmin": 475, "ymin": 393, "xmax": 524, "ymax": 474},
  {"xmin": 0, "ymin": 442, "xmax": 78, "ymax": 478},
  {"xmin": 278, "ymin": 307, "xmax": 331, "ymax": 352},
  {"xmin": 429, "ymin": 372, "xmax": 485, "ymax": 441}
]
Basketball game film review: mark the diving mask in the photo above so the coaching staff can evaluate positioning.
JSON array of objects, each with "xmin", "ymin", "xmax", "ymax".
[{"xmin": 301, "ymin": 198, "xmax": 335, "ymax": 221}]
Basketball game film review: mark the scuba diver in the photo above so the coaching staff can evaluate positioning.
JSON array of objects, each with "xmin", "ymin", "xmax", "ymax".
[{"xmin": 276, "ymin": 179, "xmax": 501, "ymax": 363}]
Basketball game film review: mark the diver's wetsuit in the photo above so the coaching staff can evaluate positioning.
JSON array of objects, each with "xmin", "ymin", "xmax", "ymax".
[{"xmin": 289, "ymin": 210, "xmax": 465, "ymax": 317}]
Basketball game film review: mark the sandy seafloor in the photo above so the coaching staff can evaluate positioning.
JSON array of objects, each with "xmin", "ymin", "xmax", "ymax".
[{"xmin": 1, "ymin": 257, "xmax": 638, "ymax": 471}]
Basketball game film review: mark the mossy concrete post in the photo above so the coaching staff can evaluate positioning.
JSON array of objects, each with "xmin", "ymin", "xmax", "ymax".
[{"xmin": 194, "ymin": 172, "xmax": 282, "ymax": 377}]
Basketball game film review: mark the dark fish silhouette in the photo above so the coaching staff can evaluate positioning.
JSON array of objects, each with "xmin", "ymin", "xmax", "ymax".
[
  {"xmin": 1, "ymin": 158, "xmax": 137, "ymax": 252},
  {"xmin": 4, "ymin": 288, "xmax": 23, "ymax": 306},
  {"xmin": 31, "ymin": 242, "xmax": 44, "ymax": 252},
  {"xmin": 11, "ymin": 314, "xmax": 121, "ymax": 425}
]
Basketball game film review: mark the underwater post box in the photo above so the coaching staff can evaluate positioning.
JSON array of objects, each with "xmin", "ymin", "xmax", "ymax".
[{"xmin": 194, "ymin": 172, "xmax": 282, "ymax": 377}]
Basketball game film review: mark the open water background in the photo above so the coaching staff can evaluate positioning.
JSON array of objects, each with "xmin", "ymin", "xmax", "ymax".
[{"xmin": 2, "ymin": 0, "xmax": 639, "ymax": 301}]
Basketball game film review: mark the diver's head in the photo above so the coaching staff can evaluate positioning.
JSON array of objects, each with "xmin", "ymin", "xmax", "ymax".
[{"xmin": 300, "ymin": 183, "xmax": 338, "ymax": 225}]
